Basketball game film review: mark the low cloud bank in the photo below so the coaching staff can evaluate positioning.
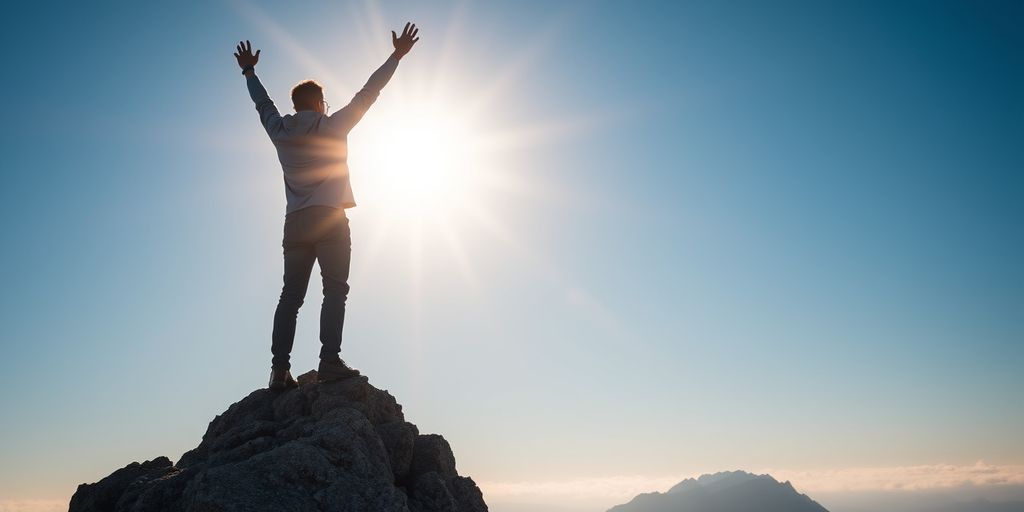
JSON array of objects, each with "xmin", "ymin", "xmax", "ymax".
[
  {"xmin": 480, "ymin": 462, "xmax": 1024, "ymax": 509},
  {"xmin": 0, "ymin": 500, "xmax": 64, "ymax": 512},
  {"xmin": 770, "ymin": 462, "xmax": 1024, "ymax": 492}
]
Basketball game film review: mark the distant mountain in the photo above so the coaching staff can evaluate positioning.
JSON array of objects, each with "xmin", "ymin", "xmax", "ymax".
[{"xmin": 608, "ymin": 470, "xmax": 829, "ymax": 512}]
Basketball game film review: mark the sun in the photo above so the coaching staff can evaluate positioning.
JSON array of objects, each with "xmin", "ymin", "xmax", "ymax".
[
  {"xmin": 351, "ymin": 100, "xmax": 485, "ymax": 222},
  {"xmin": 235, "ymin": 0, "xmax": 589, "ymax": 302}
]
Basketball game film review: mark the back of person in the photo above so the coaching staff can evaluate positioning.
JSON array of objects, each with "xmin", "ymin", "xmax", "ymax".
[
  {"xmin": 245, "ymin": 65, "xmax": 398, "ymax": 212},
  {"xmin": 272, "ymin": 111, "xmax": 354, "ymax": 212}
]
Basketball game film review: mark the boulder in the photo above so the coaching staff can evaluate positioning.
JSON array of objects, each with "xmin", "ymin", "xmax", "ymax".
[{"xmin": 69, "ymin": 371, "xmax": 488, "ymax": 512}]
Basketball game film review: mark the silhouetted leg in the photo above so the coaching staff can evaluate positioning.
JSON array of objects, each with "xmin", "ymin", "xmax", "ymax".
[
  {"xmin": 314, "ymin": 214, "xmax": 352, "ymax": 363},
  {"xmin": 271, "ymin": 230, "xmax": 316, "ymax": 371}
]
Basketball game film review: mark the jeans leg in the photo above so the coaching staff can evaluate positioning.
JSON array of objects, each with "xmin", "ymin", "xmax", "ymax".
[
  {"xmin": 271, "ymin": 237, "xmax": 316, "ymax": 371},
  {"xmin": 315, "ymin": 215, "xmax": 352, "ymax": 362}
]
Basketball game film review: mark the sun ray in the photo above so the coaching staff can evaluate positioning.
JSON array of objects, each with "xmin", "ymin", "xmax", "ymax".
[
  {"xmin": 432, "ymin": 214, "xmax": 480, "ymax": 291},
  {"xmin": 409, "ymin": 216, "xmax": 424, "ymax": 343},
  {"xmin": 348, "ymin": 210, "xmax": 394, "ymax": 285},
  {"xmin": 459, "ymin": 7, "xmax": 580, "ymax": 118},
  {"xmin": 229, "ymin": 0, "xmax": 342, "ymax": 86},
  {"xmin": 427, "ymin": 1, "xmax": 472, "ymax": 99},
  {"xmin": 343, "ymin": 0, "xmax": 389, "ymax": 62},
  {"xmin": 230, "ymin": 0, "xmax": 629, "ymax": 347}
]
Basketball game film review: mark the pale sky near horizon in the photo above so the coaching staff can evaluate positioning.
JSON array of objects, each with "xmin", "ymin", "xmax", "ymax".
[{"xmin": 0, "ymin": 1, "xmax": 1021, "ymax": 511}]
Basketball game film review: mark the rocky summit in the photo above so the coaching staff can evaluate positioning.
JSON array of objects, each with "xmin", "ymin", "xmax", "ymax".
[{"xmin": 69, "ymin": 370, "xmax": 488, "ymax": 512}]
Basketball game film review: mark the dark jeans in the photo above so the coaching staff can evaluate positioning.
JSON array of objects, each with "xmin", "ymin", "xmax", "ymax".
[{"xmin": 271, "ymin": 206, "xmax": 351, "ymax": 370}]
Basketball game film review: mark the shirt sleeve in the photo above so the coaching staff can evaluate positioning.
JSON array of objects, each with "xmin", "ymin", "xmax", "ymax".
[
  {"xmin": 328, "ymin": 55, "xmax": 400, "ymax": 134},
  {"xmin": 246, "ymin": 73, "xmax": 285, "ymax": 139}
]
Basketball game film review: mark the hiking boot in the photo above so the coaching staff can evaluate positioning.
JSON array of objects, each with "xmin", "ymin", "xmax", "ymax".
[
  {"xmin": 268, "ymin": 368, "xmax": 298, "ymax": 390},
  {"xmin": 318, "ymin": 358, "xmax": 360, "ymax": 383}
]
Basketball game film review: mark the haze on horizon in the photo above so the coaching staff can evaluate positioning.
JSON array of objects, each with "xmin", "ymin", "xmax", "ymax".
[{"xmin": 0, "ymin": 1, "xmax": 1021, "ymax": 511}]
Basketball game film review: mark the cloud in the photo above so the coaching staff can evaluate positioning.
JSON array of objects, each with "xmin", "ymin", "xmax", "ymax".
[
  {"xmin": 0, "ymin": 500, "xmax": 65, "ymax": 512},
  {"xmin": 481, "ymin": 474, "xmax": 687, "ymax": 501},
  {"xmin": 479, "ymin": 474, "xmax": 693, "ymax": 511},
  {"xmin": 768, "ymin": 461, "xmax": 1024, "ymax": 492},
  {"xmin": 478, "ymin": 462, "xmax": 1024, "ymax": 507}
]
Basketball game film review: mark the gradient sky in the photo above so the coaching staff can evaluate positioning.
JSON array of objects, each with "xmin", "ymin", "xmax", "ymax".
[{"xmin": 1, "ymin": 1, "xmax": 1021, "ymax": 511}]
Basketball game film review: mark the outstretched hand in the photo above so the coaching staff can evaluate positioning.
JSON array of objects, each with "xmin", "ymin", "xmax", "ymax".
[
  {"xmin": 391, "ymin": 22, "xmax": 419, "ymax": 59},
  {"xmin": 234, "ymin": 40, "xmax": 260, "ymax": 70}
]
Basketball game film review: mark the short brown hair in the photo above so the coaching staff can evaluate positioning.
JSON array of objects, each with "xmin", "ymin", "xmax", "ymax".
[{"xmin": 291, "ymin": 80, "xmax": 324, "ymax": 111}]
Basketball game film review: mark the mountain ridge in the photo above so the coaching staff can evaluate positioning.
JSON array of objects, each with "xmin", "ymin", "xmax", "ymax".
[{"xmin": 608, "ymin": 470, "xmax": 828, "ymax": 512}]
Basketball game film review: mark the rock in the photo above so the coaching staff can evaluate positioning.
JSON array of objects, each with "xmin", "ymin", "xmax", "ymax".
[
  {"xmin": 70, "ymin": 373, "xmax": 488, "ymax": 512},
  {"xmin": 377, "ymin": 421, "xmax": 419, "ymax": 482},
  {"xmin": 411, "ymin": 434, "xmax": 458, "ymax": 479},
  {"xmin": 296, "ymin": 369, "xmax": 319, "ymax": 387},
  {"xmin": 68, "ymin": 457, "xmax": 176, "ymax": 512},
  {"xmin": 449, "ymin": 476, "xmax": 489, "ymax": 512},
  {"xmin": 410, "ymin": 471, "xmax": 457, "ymax": 512}
]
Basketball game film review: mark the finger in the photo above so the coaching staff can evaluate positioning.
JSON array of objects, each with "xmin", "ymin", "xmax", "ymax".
[
  {"xmin": 233, "ymin": 52, "xmax": 239, "ymax": 58},
  {"xmin": 410, "ymin": 28, "xmax": 418, "ymax": 38},
  {"xmin": 246, "ymin": 40, "xmax": 252, "ymax": 53},
  {"xmin": 412, "ymin": 37, "xmax": 419, "ymax": 44},
  {"xmin": 254, "ymin": 49, "xmax": 261, "ymax": 58},
  {"xmin": 237, "ymin": 44, "xmax": 243, "ymax": 54},
  {"xmin": 403, "ymin": 22, "xmax": 410, "ymax": 36}
]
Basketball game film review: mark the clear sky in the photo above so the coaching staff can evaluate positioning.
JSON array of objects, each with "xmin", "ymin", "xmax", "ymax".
[{"xmin": 0, "ymin": 1, "xmax": 1021, "ymax": 511}]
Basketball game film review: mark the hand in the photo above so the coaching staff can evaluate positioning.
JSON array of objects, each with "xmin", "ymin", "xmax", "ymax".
[
  {"xmin": 234, "ymin": 40, "xmax": 260, "ymax": 70},
  {"xmin": 391, "ymin": 22, "xmax": 419, "ymax": 59}
]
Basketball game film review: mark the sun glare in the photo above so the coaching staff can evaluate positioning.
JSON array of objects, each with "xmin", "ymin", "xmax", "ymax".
[
  {"xmin": 354, "ymin": 102, "xmax": 483, "ymax": 220},
  {"xmin": 237, "ymin": 0, "xmax": 590, "ymax": 312}
]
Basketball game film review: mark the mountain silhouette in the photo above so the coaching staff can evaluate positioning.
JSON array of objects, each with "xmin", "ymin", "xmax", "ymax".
[
  {"xmin": 69, "ymin": 370, "xmax": 487, "ymax": 511},
  {"xmin": 608, "ymin": 470, "xmax": 828, "ymax": 512}
]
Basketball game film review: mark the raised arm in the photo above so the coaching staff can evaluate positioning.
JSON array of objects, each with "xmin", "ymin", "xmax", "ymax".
[
  {"xmin": 328, "ymin": 23, "xmax": 420, "ymax": 133},
  {"xmin": 234, "ymin": 40, "xmax": 284, "ymax": 139}
]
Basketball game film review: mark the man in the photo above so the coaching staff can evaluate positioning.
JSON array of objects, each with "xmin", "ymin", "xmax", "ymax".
[{"xmin": 233, "ymin": 23, "xmax": 420, "ymax": 390}]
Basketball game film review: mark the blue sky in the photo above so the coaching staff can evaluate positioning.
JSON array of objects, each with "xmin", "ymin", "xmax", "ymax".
[{"xmin": 0, "ymin": 1, "xmax": 1021, "ymax": 510}]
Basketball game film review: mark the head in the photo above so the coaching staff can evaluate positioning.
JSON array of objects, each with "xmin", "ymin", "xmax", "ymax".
[{"xmin": 291, "ymin": 79, "xmax": 326, "ymax": 114}]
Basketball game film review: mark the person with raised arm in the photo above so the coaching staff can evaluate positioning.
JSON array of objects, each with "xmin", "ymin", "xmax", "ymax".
[{"xmin": 233, "ymin": 23, "xmax": 420, "ymax": 390}]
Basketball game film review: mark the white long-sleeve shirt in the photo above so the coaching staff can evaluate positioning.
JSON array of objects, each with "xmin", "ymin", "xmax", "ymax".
[{"xmin": 246, "ymin": 55, "xmax": 399, "ymax": 213}]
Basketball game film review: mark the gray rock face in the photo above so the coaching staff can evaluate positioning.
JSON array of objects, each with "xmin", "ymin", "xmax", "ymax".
[{"xmin": 69, "ymin": 371, "xmax": 488, "ymax": 512}]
